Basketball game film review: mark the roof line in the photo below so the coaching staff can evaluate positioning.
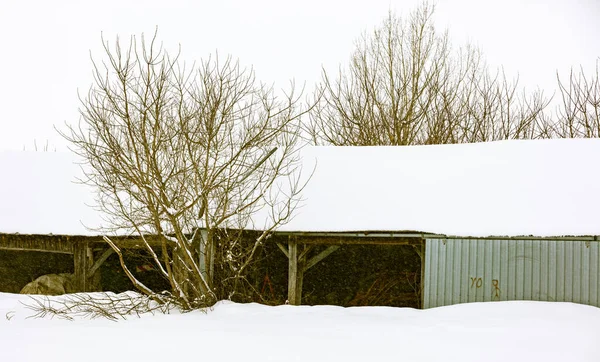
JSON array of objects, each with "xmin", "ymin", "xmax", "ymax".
[{"xmin": 273, "ymin": 230, "xmax": 600, "ymax": 241}]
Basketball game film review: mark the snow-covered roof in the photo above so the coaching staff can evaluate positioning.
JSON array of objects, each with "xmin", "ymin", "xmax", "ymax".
[
  {"xmin": 2, "ymin": 139, "xmax": 600, "ymax": 237},
  {"xmin": 0, "ymin": 150, "xmax": 101, "ymax": 236},
  {"xmin": 280, "ymin": 139, "xmax": 600, "ymax": 237}
]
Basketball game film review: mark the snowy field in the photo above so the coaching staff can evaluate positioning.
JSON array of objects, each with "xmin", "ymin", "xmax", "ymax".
[{"xmin": 0, "ymin": 292, "xmax": 598, "ymax": 362}]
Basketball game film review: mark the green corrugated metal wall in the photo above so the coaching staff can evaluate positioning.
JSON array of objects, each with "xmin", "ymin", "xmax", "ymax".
[{"xmin": 423, "ymin": 238, "xmax": 600, "ymax": 309}]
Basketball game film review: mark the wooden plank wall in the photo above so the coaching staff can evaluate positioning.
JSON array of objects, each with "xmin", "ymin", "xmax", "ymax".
[{"xmin": 0, "ymin": 234, "xmax": 76, "ymax": 253}]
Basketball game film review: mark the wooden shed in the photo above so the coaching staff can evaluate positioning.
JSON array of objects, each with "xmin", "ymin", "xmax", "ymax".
[
  {"xmin": 3, "ymin": 139, "xmax": 600, "ymax": 309},
  {"xmin": 263, "ymin": 139, "xmax": 600, "ymax": 307},
  {"xmin": 0, "ymin": 150, "xmax": 166, "ymax": 293}
]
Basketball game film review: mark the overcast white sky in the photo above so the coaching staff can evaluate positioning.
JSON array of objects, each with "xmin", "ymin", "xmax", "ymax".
[{"xmin": 1, "ymin": 0, "xmax": 598, "ymax": 150}]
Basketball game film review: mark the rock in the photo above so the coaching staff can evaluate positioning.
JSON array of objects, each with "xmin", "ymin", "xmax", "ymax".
[{"xmin": 20, "ymin": 273, "xmax": 75, "ymax": 295}]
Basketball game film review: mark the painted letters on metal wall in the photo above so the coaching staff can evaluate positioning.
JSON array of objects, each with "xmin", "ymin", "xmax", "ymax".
[{"xmin": 423, "ymin": 238, "xmax": 600, "ymax": 309}]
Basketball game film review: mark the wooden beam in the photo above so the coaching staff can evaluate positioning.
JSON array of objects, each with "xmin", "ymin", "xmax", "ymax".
[
  {"xmin": 87, "ymin": 248, "xmax": 114, "ymax": 277},
  {"xmin": 298, "ymin": 245, "xmax": 314, "ymax": 261},
  {"xmin": 287, "ymin": 239, "xmax": 299, "ymax": 305},
  {"xmin": 0, "ymin": 246, "xmax": 73, "ymax": 254},
  {"xmin": 304, "ymin": 245, "xmax": 340, "ymax": 272},
  {"xmin": 0, "ymin": 234, "xmax": 75, "ymax": 254},
  {"xmin": 273, "ymin": 236, "xmax": 421, "ymax": 246},
  {"xmin": 276, "ymin": 242, "xmax": 289, "ymax": 258}
]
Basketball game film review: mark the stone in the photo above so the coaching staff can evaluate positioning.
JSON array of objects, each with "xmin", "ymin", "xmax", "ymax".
[{"xmin": 20, "ymin": 273, "xmax": 75, "ymax": 295}]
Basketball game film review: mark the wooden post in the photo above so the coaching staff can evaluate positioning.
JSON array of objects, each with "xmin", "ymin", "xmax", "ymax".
[
  {"xmin": 198, "ymin": 228, "xmax": 214, "ymax": 286},
  {"xmin": 287, "ymin": 238, "xmax": 299, "ymax": 305},
  {"xmin": 284, "ymin": 242, "xmax": 341, "ymax": 306},
  {"xmin": 413, "ymin": 240, "xmax": 426, "ymax": 309},
  {"xmin": 73, "ymin": 241, "xmax": 91, "ymax": 292},
  {"xmin": 296, "ymin": 254, "xmax": 304, "ymax": 305}
]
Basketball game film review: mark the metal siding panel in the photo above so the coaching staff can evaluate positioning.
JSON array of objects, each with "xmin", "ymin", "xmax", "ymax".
[
  {"xmin": 507, "ymin": 241, "xmax": 516, "ymax": 300},
  {"xmin": 500, "ymin": 240, "xmax": 509, "ymax": 301},
  {"xmin": 452, "ymin": 239, "xmax": 462, "ymax": 305},
  {"xmin": 537, "ymin": 239, "xmax": 544, "ymax": 300},
  {"xmin": 556, "ymin": 241, "xmax": 565, "ymax": 301},
  {"xmin": 531, "ymin": 240, "xmax": 540, "ymax": 301},
  {"xmin": 565, "ymin": 242, "xmax": 574, "ymax": 302},
  {"xmin": 472, "ymin": 239, "xmax": 478, "ymax": 302},
  {"xmin": 430, "ymin": 239, "xmax": 440, "ymax": 308},
  {"xmin": 523, "ymin": 240, "xmax": 533, "ymax": 300},
  {"xmin": 450, "ymin": 239, "xmax": 459, "ymax": 305},
  {"xmin": 483, "ymin": 239, "xmax": 493, "ymax": 302},
  {"xmin": 460, "ymin": 239, "xmax": 469, "ymax": 304},
  {"xmin": 444, "ymin": 239, "xmax": 454, "ymax": 306},
  {"xmin": 470, "ymin": 239, "xmax": 477, "ymax": 302},
  {"xmin": 423, "ymin": 239, "xmax": 434, "ymax": 309},
  {"xmin": 427, "ymin": 238, "xmax": 440, "ymax": 309},
  {"xmin": 572, "ymin": 242, "xmax": 582, "ymax": 304},
  {"xmin": 423, "ymin": 238, "xmax": 600, "ymax": 309},
  {"xmin": 437, "ymin": 240, "xmax": 452, "ymax": 306},
  {"xmin": 437, "ymin": 240, "xmax": 447, "ymax": 307},
  {"xmin": 490, "ymin": 240, "xmax": 496, "ymax": 301},
  {"xmin": 540, "ymin": 240, "xmax": 549, "ymax": 301},
  {"xmin": 476, "ymin": 239, "xmax": 482, "ymax": 302},
  {"xmin": 548, "ymin": 241, "xmax": 557, "ymax": 302},
  {"xmin": 473, "ymin": 239, "xmax": 481, "ymax": 302},
  {"xmin": 591, "ymin": 242, "xmax": 599, "ymax": 306},
  {"xmin": 516, "ymin": 241, "xmax": 525, "ymax": 300},
  {"xmin": 434, "ymin": 239, "xmax": 443, "ymax": 307},
  {"xmin": 492, "ymin": 239, "xmax": 502, "ymax": 301},
  {"xmin": 597, "ymin": 242, "xmax": 600, "ymax": 306},
  {"xmin": 581, "ymin": 241, "xmax": 590, "ymax": 304}
]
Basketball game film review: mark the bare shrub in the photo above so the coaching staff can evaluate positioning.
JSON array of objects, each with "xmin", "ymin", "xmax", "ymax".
[
  {"xmin": 23, "ymin": 292, "xmax": 179, "ymax": 321},
  {"xmin": 61, "ymin": 30, "xmax": 310, "ymax": 310}
]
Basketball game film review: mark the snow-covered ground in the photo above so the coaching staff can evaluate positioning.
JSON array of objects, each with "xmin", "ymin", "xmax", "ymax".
[{"xmin": 0, "ymin": 292, "xmax": 598, "ymax": 362}]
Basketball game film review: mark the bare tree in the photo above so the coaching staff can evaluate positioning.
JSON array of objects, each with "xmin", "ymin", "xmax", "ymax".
[
  {"xmin": 457, "ymin": 70, "xmax": 551, "ymax": 143},
  {"xmin": 307, "ymin": 2, "xmax": 550, "ymax": 146},
  {"xmin": 549, "ymin": 60, "xmax": 600, "ymax": 138},
  {"xmin": 61, "ymin": 31, "xmax": 309, "ymax": 310}
]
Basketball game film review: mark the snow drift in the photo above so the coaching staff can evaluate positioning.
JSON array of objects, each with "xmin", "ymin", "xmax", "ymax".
[{"xmin": 0, "ymin": 293, "xmax": 598, "ymax": 362}]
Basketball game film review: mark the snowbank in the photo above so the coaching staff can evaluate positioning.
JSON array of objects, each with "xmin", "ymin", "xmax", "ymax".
[{"xmin": 0, "ymin": 293, "xmax": 598, "ymax": 362}]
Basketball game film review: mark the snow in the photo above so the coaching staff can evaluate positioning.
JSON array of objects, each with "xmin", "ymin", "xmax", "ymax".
[
  {"xmin": 0, "ymin": 150, "xmax": 103, "ymax": 235},
  {"xmin": 2, "ymin": 138, "xmax": 600, "ymax": 237},
  {"xmin": 0, "ymin": 293, "xmax": 598, "ymax": 361},
  {"xmin": 278, "ymin": 138, "xmax": 600, "ymax": 237}
]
